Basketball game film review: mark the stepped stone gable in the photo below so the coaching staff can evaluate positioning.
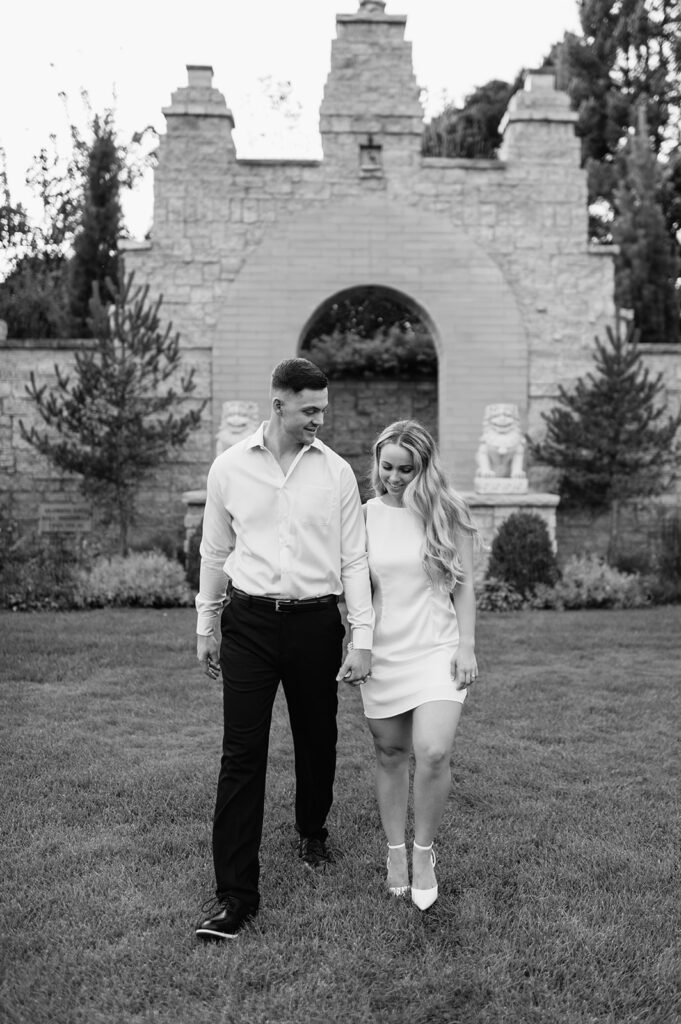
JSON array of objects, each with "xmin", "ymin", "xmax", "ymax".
[{"xmin": 121, "ymin": 0, "xmax": 618, "ymax": 495}]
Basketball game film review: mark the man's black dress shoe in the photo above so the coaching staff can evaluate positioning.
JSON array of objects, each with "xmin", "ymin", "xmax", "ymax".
[
  {"xmin": 299, "ymin": 836, "xmax": 334, "ymax": 871},
  {"xmin": 195, "ymin": 896, "xmax": 257, "ymax": 941}
]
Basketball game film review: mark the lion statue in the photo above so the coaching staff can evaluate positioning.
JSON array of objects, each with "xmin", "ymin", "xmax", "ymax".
[
  {"xmin": 474, "ymin": 403, "xmax": 527, "ymax": 491},
  {"xmin": 215, "ymin": 400, "xmax": 260, "ymax": 455}
]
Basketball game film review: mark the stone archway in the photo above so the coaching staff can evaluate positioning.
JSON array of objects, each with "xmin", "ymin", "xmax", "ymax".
[
  {"xmin": 297, "ymin": 283, "xmax": 439, "ymax": 493},
  {"xmin": 212, "ymin": 194, "xmax": 528, "ymax": 488}
]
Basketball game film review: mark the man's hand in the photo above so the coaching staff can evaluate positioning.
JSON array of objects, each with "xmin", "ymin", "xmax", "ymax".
[
  {"xmin": 197, "ymin": 633, "xmax": 221, "ymax": 680},
  {"xmin": 336, "ymin": 647, "xmax": 372, "ymax": 686}
]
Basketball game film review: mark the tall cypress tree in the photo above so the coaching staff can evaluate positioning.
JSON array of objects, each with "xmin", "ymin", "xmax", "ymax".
[
  {"xmin": 613, "ymin": 109, "xmax": 681, "ymax": 344},
  {"xmin": 68, "ymin": 111, "xmax": 124, "ymax": 334},
  {"xmin": 531, "ymin": 322, "xmax": 681, "ymax": 556}
]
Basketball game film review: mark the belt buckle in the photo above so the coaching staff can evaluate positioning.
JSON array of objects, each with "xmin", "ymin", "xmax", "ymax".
[{"xmin": 275, "ymin": 598, "xmax": 292, "ymax": 612}]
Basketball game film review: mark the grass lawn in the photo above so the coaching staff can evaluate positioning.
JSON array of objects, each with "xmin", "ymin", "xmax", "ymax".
[{"xmin": 1, "ymin": 606, "xmax": 679, "ymax": 1024}]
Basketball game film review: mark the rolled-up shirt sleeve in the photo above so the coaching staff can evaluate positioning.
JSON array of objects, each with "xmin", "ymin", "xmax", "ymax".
[
  {"xmin": 195, "ymin": 460, "xmax": 235, "ymax": 636},
  {"xmin": 339, "ymin": 463, "xmax": 374, "ymax": 650}
]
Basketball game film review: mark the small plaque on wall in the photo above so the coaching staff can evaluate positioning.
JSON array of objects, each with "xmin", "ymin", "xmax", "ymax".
[
  {"xmin": 359, "ymin": 139, "xmax": 383, "ymax": 177},
  {"xmin": 38, "ymin": 501, "xmax": 93, "ymax": 535}
]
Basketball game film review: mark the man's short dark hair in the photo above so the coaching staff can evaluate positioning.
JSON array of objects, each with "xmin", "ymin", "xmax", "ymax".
[{"xmin": 271, "ymin": 358, "xmax": 328, "ymax": 394}]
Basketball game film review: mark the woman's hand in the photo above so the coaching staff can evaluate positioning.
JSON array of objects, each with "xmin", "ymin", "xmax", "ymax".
[{"xmin": 451, "ymin": 640, "xmax": 478, "ymax": 691}]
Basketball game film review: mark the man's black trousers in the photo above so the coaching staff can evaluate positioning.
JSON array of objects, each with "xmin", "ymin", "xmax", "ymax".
[{"xmin": 214, "ymin": 595, "xmax": 345, "ymax": 906}]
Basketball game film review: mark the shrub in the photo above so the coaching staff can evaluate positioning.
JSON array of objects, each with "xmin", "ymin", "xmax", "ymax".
[
  {"xmin": 77, "ymin": 551, "xmax": 193, "ymax": 608},
  {"xmin": 305, "ymin": 324, "xmax": 437, "ymax": 379},
  {"xmin": 476, "ymin": 577, "xmax": 525, "ymax": 611},
  {"xmin": 486, "ymin": 512, "xmax": 560, "ymax": 598},
  {"xmin": 611, "ymin": 547, "xmax": 654, "ymax": 576},
  {"xmin": 526, "ymin": 582, "xmax": 564, "ymax": 610},
  {"xmin": 131, "ymin": 528, "xmax": 185, "ymax": 564},
  {"xmin": 645, "ymin": 575, "xmax": 681, "ymax": 605},
  {"xmin": 0, "ymin": 512, "xmax": 85, "ymax": 611},
  {"xmin": 553, "ymin": 554, "xmax": 649, "ymax": 609}
]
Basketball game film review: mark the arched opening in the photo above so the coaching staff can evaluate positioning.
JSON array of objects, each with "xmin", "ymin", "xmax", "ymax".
[{"xmin": 298, "ymin": 284, "xmax": 439, "ymax": 495}]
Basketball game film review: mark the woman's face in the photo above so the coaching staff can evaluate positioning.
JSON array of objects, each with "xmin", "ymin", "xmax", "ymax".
[{"xmin": 378, "ymin": 443, "xmax": 415, "ymax": 504}]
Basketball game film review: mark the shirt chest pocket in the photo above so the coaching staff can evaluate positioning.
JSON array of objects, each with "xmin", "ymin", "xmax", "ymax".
[{"xmin": 293, "ymin": 485, "xmax": 333, "ymax": 526}]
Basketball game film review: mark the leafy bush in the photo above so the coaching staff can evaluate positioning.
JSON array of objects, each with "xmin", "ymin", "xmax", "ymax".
[
  {"xmin": 305, "ymin": 324, "xmax": 437, "ymax": 379},
  {"xmin": 486, "ymin": 512, "xmax": 560, "ymax": 598},
  {"xmin": 476, "ymin": 577, "xmax": 525, "ymax": 611},
  {"xmin": 611, "ymin": 547, "xmax": 654, "ymax": 576},
  {"xmin": 0, "ymin": 513, "xmax": 84, "ymax": 611},
  {"xmin": 643, "ymin": 573, "xmax": 681, "ymax": 605},
  {"xmin": 77, "ymin": 551, "xmax": 193, "ymax": 608},
  {"xmin": 553, "ymin": 554, "xmax": 649, "ymax": 609},
  {"xmin": 525, "ymin": 582, "xmax": 563, "ymax": 610},
  {"xmin": 131, "ymin": 529, "xmax": 185, "ymax": 564}
]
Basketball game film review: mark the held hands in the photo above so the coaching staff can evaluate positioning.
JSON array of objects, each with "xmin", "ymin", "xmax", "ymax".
[
  {"xmin": 337, "ymin": 646, "xmax": 372, "ymax": 686},
  {"xmin": 451, "ymin": 640, "xmax": 478, "ymax": 691},
  {"xmin": 197, "ymin": 633, "xmax": 221, "ymax": 681}
]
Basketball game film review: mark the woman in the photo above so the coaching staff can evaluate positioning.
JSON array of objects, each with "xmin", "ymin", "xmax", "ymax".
[{"xmin": 359, "ymin": 420, "xmax": 480, "ymax": 910}]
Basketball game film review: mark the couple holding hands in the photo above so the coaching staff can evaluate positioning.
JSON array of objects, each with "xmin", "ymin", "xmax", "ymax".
[{"xmin": 195, "ymin": 358, "xmax": 480, "ymax": 941}]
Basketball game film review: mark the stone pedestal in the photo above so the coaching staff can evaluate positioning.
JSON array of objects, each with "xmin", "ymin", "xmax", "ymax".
[
  {"xmin": 464, "ymin": 491, "xmax": 560, "ymax": 576},
  {"xmin": 473, "ymin": 477, "xmax": 528, "ymax": 494},
  {"xmin": 182, "ymin": 487, "xmax": 560, "ymax": 572}
]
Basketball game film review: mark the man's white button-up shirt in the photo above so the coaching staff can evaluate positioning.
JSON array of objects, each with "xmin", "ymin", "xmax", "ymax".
[{"xmin": 195, "ymin": 424, "xmax": 374, "ymax": 649}]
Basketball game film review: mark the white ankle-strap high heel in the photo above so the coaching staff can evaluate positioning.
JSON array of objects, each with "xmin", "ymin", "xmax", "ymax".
[
  {"xmin": 386, "ymin": 843, "xmax": 410, "ymax": 897},
  {"xmin": 411, "ymin": 841, "xmax": 437, "ymax": 911}
]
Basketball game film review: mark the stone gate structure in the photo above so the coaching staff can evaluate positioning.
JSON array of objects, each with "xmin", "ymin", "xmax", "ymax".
[
  {"xmin": 122, "ymin": 0, "xmax": 616, "ymax": 493},
  {"xmin": 3, "ymin": 0, "xmax": 680, "ymax": 552}
]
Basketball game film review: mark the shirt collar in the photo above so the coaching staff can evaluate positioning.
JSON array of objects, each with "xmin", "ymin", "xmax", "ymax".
[
  {"xmin": 247, "ymin": 422, "xmax": 324, "ymax": 453},
  {"xmin": 246, "ymin": 423, "xmax": 268, "ymax": 450}
]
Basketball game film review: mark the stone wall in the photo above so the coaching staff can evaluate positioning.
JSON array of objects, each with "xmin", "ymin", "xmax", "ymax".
[
  {"xmin": 0, "ymin": 337, "xmax": 210, "ymax": 547},
  {"xmin": 321, "ymin": 378, "xmax": 437, "ymax": 497},
  {"xmin": 3, "ymin": 334, "xmax": 679, "ymax": 559}
]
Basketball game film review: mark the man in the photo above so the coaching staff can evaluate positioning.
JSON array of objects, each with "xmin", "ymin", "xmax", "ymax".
[{"xmin": 194, "ymin": 357, "xmax": 373, "ymax": 941}]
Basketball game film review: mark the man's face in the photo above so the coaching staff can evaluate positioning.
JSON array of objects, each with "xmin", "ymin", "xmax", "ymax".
[{"xmin": 277, "ymin": 388, "xmax": 329, "ymax": 445}]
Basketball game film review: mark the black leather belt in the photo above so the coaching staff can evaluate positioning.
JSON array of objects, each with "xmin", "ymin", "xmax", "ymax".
[{"xmin": 230, "ymin": 587, "xmax": 339, "ymax": 613}]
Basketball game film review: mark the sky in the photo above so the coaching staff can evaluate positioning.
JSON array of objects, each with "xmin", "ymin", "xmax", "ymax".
[{"xmin": 1, "ymin": 0, "xmax": 581, "ymax": 239}]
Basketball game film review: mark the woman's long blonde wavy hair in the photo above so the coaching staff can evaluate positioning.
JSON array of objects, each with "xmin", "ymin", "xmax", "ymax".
[{"xmin": 371, "ymin": 420, "xmax": 480, "ymax": 591}]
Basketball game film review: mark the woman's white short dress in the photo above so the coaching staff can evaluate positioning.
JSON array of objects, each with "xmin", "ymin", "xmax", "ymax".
[{"xmin": 360, "ymin": 496, "xmax": 467, "ymax": 720}]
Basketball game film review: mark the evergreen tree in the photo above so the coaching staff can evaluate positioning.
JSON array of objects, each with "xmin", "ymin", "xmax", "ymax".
[
  {"xmin": 531, "ymin": 323, "xmax": 681, "ymax": 556},
  {"xmin": 68, "ymin": 111, "xmax": 125, "ymax": 334},
  {"xmin": 562, "ymin": 0, "xmax": 681, "ymax": 239},
  {"xmin": 1, "ymin": 103, "xmax": 150, "ymax": 339},
  {"xmin": 20, "ymin": 273, "xmax": 205, "ymax": 554},
  {"xmin": 613, "ymin": 109, "xmax": 681, "ymax": 344},
  {"xmin": 566, "ymin": 0, "xmax": 681, "ymax": 166},
  {"xmin": 554, "ymin": 2, "xmax": 681, "ymax": 337},
  {"xmin": 422, "ymin": 77, "xmax": 522, "ymax": 159}
]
